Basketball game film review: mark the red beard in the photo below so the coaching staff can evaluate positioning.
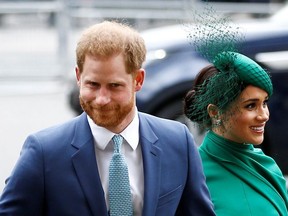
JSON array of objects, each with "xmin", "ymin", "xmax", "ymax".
[{"xmin": 79, "ymin": 96, "xmax": 134, "ymax": 129}]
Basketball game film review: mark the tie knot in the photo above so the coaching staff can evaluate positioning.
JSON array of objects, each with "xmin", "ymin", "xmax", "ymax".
[{"xmin": 112, "ymin": 135, "xmax": 123, "ymax": 153}]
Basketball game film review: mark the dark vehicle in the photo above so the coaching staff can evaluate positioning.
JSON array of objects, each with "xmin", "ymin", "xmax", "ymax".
[{"xmin": 68, "ymin": 6, "xmax": 288, "ymax": 174}]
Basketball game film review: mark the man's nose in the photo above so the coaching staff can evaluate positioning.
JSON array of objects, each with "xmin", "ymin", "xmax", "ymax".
[{"xmin": 95, "ymin": 88, "xmax": 111, "ymax": 105}]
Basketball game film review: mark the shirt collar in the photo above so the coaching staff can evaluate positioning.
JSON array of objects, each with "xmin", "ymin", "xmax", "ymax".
[{"xmin": 87, "ymin": 110, "xmax": 139, "ymax": 151}]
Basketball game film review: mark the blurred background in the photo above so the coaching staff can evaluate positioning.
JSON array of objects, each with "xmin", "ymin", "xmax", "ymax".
[{"xmin": 0, "ymin": 0, "xmax": 287, "ymax": 192}]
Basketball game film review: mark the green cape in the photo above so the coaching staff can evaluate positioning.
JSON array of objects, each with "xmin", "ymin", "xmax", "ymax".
[{"xmin": 199, "ymin": 131, "xmax": 288, "ymax": 216}]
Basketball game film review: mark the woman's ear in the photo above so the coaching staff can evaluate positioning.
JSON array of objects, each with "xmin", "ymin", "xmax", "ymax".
[
  {"xmin": 207, "ymin": 104, "xmax": 219, "ymax": 118},
  {"xmin": 208, "ymin": 104, "xmax": 223, "ymax": 128}
]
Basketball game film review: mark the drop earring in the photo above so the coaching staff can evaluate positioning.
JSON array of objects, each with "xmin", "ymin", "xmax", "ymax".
[{"xmin": 214, "ymin": 119, "xmax": 222, "ymax": 126}]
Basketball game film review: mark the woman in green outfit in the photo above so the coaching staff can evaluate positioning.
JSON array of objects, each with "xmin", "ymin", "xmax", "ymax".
[{"xmin": 184, "ymin": 51, "xmax": 288, "ymax": 215}]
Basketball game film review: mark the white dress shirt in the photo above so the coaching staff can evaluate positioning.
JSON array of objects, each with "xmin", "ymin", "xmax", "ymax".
[{"xmin": 87, "ymin": 111, "xmax": 144, "ymax": 216}]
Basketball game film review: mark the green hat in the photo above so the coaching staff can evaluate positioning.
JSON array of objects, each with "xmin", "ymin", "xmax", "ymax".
[{"xmin": 214, "ymin": 51, "xmax": 273, "ymax": 96}]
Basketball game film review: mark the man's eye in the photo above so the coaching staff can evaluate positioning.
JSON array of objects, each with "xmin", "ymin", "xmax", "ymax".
[
  {"xmin": 111, "ymin": 83, "xmax": 121, "ymax": 88},
  {"xmin": 86, "ymin": 82, "xmax": 99, "ymax": 88}
]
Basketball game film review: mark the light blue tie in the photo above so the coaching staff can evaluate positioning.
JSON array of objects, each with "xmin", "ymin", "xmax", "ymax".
[{"xmin": 109, "ymin": 135, "xmax": 133, "ymax": 216}]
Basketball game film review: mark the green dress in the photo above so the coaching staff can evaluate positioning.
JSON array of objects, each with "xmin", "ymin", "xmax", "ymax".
[{"xmin": 199, "ymin": 131, "xmax": 288, "ymax": 216}]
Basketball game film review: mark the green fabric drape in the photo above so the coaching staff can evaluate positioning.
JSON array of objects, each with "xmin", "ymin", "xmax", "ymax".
[{"xmin": 199, "ymin": 131, "xmax": 288, "ymax": 216}]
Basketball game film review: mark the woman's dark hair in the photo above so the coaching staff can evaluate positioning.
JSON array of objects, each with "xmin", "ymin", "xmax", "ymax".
[{"xmin": 184, "ymin": 65, "xmax": 219, "ymax": 124}]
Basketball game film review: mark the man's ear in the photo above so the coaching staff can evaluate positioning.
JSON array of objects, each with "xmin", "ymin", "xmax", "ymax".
[
  {"xmin": 134, "ymin": 69, "xmax": 145, "ymax": 91},
  {"xmin": 207, "ymin": 104, "xmax": 219, "ymax": 118},
  {"xmin": 75, "ymin": 66, "xmax": 81, "ymax": 87}
]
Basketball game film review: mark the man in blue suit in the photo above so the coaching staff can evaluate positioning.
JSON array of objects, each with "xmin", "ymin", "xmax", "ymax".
[{"xmin": 0, "ymin": 21, "xmax": 215, "ymax": 216}]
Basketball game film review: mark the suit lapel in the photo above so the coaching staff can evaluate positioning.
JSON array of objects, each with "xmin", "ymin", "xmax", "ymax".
[
  {"xmin": 71, "ymin": 113, "xmax": 108, "ymax": 216},
  {"xmin": 71, "ymin": 113, "xmax": 163, "ymax": 215},
  {"xmin": 139, "ymin": 113, "xmax": 162, "ymax": 216}
]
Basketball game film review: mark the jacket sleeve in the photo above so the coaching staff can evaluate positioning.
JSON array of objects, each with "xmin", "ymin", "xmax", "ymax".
[
  {"xmin": 176, "ymin": 126, "xmax": 216, "ymax": 216},
  {"xmin": 0, "ymin": 134, "xmax": 45, "ymax": 215}
]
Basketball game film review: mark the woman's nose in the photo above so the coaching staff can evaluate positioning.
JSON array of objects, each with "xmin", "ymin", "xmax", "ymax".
[{"xmin": 257, "ymin": 108, "xmax": 269, "ymax": 122}]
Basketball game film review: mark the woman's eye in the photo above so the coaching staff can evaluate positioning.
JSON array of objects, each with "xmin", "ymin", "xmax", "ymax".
[
  {"xmin": 246, "ymin": 103, "xmax": 255, "ymax": 109},
  {"xmin": 263, "ymin": 99, "xmax": 269, "ymax": 107}
]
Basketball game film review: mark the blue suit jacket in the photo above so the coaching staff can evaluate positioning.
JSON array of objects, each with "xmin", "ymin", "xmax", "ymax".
[{"xmin": 0, "ymin": 112, "xmax": 215, "ymax": 216}]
